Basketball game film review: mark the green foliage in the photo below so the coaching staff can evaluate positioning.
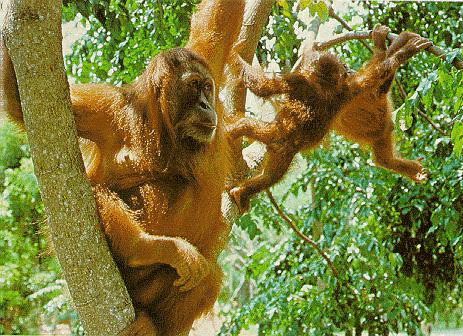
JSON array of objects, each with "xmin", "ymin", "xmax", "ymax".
[
  {"xmin": 260, "ymin": 0, "xmax": 329, "ymax": 71},
  {"xmin": 3, "ymin": 0, "xmax": 463, "ymax": 334},
  {"xmin": 299, "ymin": 0, "xmax": 329, "ymax": 21},
  {"xmin": 259, "ymin": 0, "xmax": 305, "ymax": 71},
  {"xmin": 63, "ymin": 0, "xmax": 199, "ymax": 84},
  {"xmin": 359, "ymin": 0, "xmax": 463, "ymax": 157},
  {"xmin": 0, "ymin": 122, "xmax": 74, "ymax": 334},
  {"xmin": 0, "ymin": 122, "xmax": 28, "ymax": 184}
]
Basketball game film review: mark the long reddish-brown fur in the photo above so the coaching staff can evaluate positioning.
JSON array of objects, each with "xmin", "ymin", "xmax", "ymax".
[
  {"xmin": 1, "ymin": 1, "xmax": 244, "ymax": 334},
  {"xmin": 227, "ymin": 25, "xmax": 431, "ymax": 212}
]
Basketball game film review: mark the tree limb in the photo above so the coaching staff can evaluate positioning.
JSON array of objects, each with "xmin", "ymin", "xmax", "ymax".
[
  {"xmin": 313, "ymin": 30, "xmax": 463, "ymax": 70},
  {"xmin": 223, "ymin": 0, "xmax": 275, "ymax": 122}
]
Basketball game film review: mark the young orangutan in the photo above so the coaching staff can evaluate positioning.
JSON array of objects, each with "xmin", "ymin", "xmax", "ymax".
[{"xmin": 227, "ymin": 25, "xmax": 431, "ymax": 212}]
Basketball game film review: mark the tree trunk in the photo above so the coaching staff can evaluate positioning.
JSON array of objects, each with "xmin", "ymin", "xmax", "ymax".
[
  {"xmin": 2, "ymin": 1, "xmax": 134, "ymax": 335},
  {"xmin": 220, "ymin": 0, "xmax": 275, "ymax": 219},
  {"xmin": 223, "ymin": 0, "xmax": 275, "ymax": 120},
  {"xmin": 223, "ymin": 0, "xmax": 274, "ymax": 154}
]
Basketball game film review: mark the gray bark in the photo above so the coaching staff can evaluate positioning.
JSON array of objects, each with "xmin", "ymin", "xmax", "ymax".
[
  {"xmin": 2, "ymin": 1, "xmax": 134, "ymax": 335},
  {"xmin": 221, "ymin": 0, "xmax": 275, "ymax": 220},
  {"xmin": 223, "ymin": 0, "xmax": 275, "ymax": 121}
]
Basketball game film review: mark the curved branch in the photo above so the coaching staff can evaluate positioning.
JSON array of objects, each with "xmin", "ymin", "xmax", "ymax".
[
  {"xmin": 312, "ymin": 31, "xmax": 371, "ymax": 51},
  {"xmin": 323, "ymin": 9, "xmax": 451, "ymax": 134},
  {"xmin": 328, "ymin": 6, "xmax": 373, "ymax": 53},
  {"xmin": 265, "ymin": 190, "xmax": 340, "ymax": 280},
  {"xmin": 313, "ymin": 30, "xmax": 463, "ymax": 70}
]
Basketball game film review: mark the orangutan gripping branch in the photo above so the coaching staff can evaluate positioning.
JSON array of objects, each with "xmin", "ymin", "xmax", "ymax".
[{"xmin": 227, "ymin": 25, "xmax": 431, "ymax": 212}]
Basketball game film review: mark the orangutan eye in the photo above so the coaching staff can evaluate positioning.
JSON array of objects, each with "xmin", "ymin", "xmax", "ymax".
[{"xmin": 203, "ymin": 81, "xmax": 212, "ymax": 94}]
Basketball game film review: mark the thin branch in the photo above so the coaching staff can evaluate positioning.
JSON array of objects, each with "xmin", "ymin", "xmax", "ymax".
[
  {"xmin": 416, "ymin": 108, "xmax": 446, "ymax": 135},
  {"xmin": 156, "ymin": 0, "xmax": 165, "ymax": 39},
  {"xmin": 396, "ymin": 78, "xmax": 447, "ymax": 136},
  {"xmin": 324, "ymin": 9, "xmax": 453, "ymax": 134},
  {"xmin": 313, "ymin": 30, "xmax": 463, "ymax": 70},
  {"xmin": 313, "ymin": 31, "xmax": 371, "ymax": 51},
  {"xmin": 265, "ymin": 190, "xmax": 339, "ymax": 279},
  {"xmin": 328, "ymin": 6, "xmax": 373, "ymax": 53},
  {"xmin": 327, "ymin": 4, "xmax": 463, "ymax": 70}
]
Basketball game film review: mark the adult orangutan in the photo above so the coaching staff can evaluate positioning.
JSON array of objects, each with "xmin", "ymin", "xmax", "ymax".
[{"xmin": 0, "ymin": 0, "xmax": 245, "ymax": 333}]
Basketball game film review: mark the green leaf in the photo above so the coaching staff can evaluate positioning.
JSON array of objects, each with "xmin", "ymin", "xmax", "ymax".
[
  {"xmin": 430, "ymin": 205, "xmax": 442, "ymax": 227},
  {"xmin": 278, "ymin": 0, "xmax": 290, "ymax": 11},
  {"xmin": 438, "ymin": 68, "xmax": 452, "ymax": 89},
  {"xmin": 454, "ymin": 87, "xmax": 463, "ymax": 114},
  {"xmin": 75, "ymin": 0, "xmax": 91, "ymax": 18},
  {"xmin": 315, "ymin": 2, "xmax": 329, "ymax": 21},
  {"xmin": 283, "ymin": 10, "xmax": 291, "ymax": 18},
  {"xmin": 299, "ymin": 0, "xmax": 312, "ymax": 10},
  {"xmin": 422, "ymin": 86, "xmax": 434, "ymax": 110},
  {"xmin": 445, "ymin": 49, "xmax": 461, "ymax": 64},
  {"xmin": 451, "ymin": 121, "xmax": 463, "ymax": 156},
  {"xmin": 444, "ymin": 210, "xmax": 459, "ymax": 240},
  {"xmin": 396, "ymin": 100, "xmax": 413, "ymax": 130}
]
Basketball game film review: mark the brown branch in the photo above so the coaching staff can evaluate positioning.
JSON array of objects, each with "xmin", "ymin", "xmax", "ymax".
[
  {"xmin": 265, "ymin": 190, "xmax": 340, "ymax": 279},
  {"xmin": 313, "ymin": 31, "xmax": 371, "ymax": 51},
  {"xmin": 156, "ymin": 0, "xmax": 165, "ymax": 33},
  {"xmin": 328, "ymin": 6, "xmax": 373, "ymax": 53},
  {"xmin": 313, "ymin": 30, "xmax": 463, "ymax": 70},
  {"xmin": 416, "ymin": 108, "xmax": 446, "ymax": 135},
  {"xmin": 327, "ymin": 4, "xmax": 463, "ymax": 69},
  {"xmin": 323, "ymin": 9, "xmax": 453, "ymax": 134}
]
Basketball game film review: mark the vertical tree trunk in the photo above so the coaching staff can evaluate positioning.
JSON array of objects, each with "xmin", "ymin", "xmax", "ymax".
[
  {"xmin": 213, "ymin": 0, "xmax": 275, "ymax": 219},
  {"xmin": 222, "ymin": 0, "xmax": 274, "ymax": 126},
  {"xmin": 222, "ymin": 0, "xmax": 275, "ymax": 184},
  {"xmin": 2, "ymin": 1, "xmax": 134, "ymax": 335}
]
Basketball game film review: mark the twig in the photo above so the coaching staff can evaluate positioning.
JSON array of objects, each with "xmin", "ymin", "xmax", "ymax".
[
  {"xmin": 416, "ymin": 109, "xmax": 446, "ymax": 135},
  {"xmin": 265, "ymin": 190, "xmax": 340, "ymax": 279},
  {"xmin": 396, "ymin": 79, "xmax": 447, "ymax": 136},
  {"xmin": 328, "ymin": 6, "xmax": 373, "ymax": 53}
]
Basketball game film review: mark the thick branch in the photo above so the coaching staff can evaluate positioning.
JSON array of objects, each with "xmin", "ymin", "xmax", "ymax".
[
  {"xmin": 223, "ymin": 0, "xmax": 275, "ymax": 121},
  {"xmin": 2, "ymin": 1, "xmax": 134, "ymax": 334},
  {"xmin": 222, "ymin": 0, "xmax": 275, "ymax": 181}
]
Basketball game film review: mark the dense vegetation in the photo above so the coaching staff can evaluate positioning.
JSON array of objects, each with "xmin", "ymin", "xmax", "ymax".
[{"xmin": 1, "ymin": 1, "xmax": 462, "ymax": 334}]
